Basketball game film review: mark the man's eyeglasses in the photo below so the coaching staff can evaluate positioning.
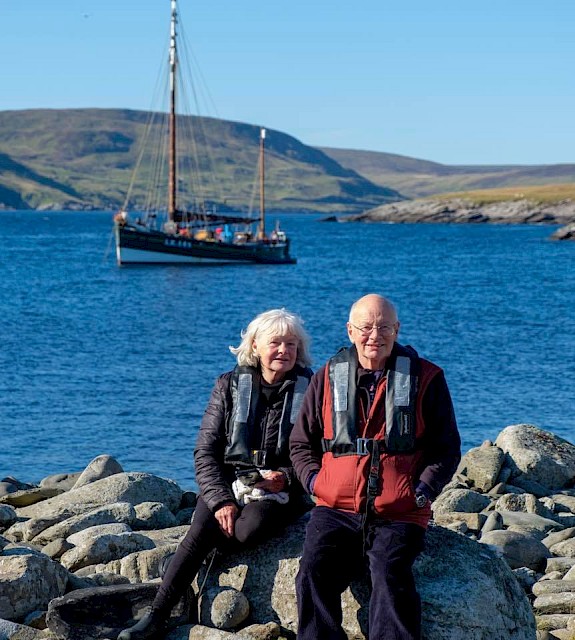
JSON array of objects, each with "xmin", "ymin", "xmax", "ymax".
[{"xmin": 350, "ymin": 323, "xmax": 396, "ymax": 336}]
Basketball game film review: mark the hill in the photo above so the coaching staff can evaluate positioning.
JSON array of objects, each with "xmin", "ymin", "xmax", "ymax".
[
  {"xmin": 0, "ymin": 109, "xmax": 402, "ymax": 214},
  {"xmin": 319, "ymin": 147, "xmax": 575, "ymax": 199}
]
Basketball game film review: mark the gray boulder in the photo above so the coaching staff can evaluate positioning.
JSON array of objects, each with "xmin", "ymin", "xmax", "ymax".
[
  {"xmin": 60, "ymin": 531, "xmax": 156, "ymax": 571},
  {"xmin": 200, "ymin": 588, "xmax": 250, "ymax": 630},
  {"xmin": 0, "ymin": 487, "xmax": 62, "ymax": 508},
  {"xmin": 549, "ymin": 539, "xmax": 575, "ymax": 558},
  {"xmin": 0, "ymin": 505, "xmax": 17, "ymax": 530},
  {"xmin": 495, "ymin": 424, "xmax": 575, "ymax": 489},
  {"xmin": 432, "ymin": 487, "xmax": 492, "ymax": 514},
  {"xmin": 498, "ymin": 511, "xmax": 564, "ymax": 536},
  {"xmin": 134, "ymin": 501, "xmax": 177, "ymax": 530},
  {"xmin": 0, "ymin": 551, "xmax": 69, "ymax": 621},
  {"xmin": 494, "ymin": 493, "xmax": 554, "ymax": 518},
  {"xmin": 457, "ymin": 441, "xmax": 505, "ymax": 492},
  {"xmin": 31, "ymin": 501, "xmax": 137, "ymax": 546},
  {"xmin": 197, "ymin": 514, "xmax": 535, "ymax": 639},
  {"xmin": 14, "ymin": 473, "xmax": 182, "ymax": 538},
  {"xmin": 40, "ymin": 472, "xmax": 82, "ymax": 492},
  {"xmin": 66, "ymin": 522, "xmax": 132, "ymax": 546},
  {"xmin": 72, "ymin": 455, "xmax": 124, "ymax": 490},
  {"xmin": 97, "ymin": 544, "xmax": 180, "ymax": 583},
  {"xmin": 46, "ymin": 583, "xmax": 159, "ymax": 640},
  {"xmin": 541, "ymin": 528, "xmax": 575, "ymax": 549},
  {"xmin": 480, "ymin": 530, "xmax": 551, "ymax": 571},
  {"xmin": 0, "ymin": 618, "xmax": 44, "ymax": 639}
]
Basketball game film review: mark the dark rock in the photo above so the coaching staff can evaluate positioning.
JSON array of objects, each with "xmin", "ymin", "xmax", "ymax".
[{"xmin": 46, "ymin": 583, "xmax": 159, "ymax": 640}]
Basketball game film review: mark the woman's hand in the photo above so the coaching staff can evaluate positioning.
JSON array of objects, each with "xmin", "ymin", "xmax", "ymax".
[
  {"xmin": 214, "ymin": 502, "xmax": 239, "ymax": 537},
  {"xmin": 255, "ymin": 470, "xmax": 287, "ymax": 493}
]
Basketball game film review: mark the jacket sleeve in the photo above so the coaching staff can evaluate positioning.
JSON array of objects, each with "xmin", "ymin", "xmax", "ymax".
[
  {"xmin": 289, "ymin": 367, "xmax": 326, "ymax": 494},
  {"xmin": 417, "ymin": 370, "xmax": 461, "ymax": 499},
  {"xmin": 194, "ymin": 374, "xmax": 236, "ymax": 512}
]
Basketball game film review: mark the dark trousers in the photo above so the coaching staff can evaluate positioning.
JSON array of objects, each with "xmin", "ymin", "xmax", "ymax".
[
  {"xmin": 295, "ymin": 506, "xmax": 425, "ymax": 640},
  {"xmin": 153, "ymin": 496, "xmax": 295, "ymax": 614}
]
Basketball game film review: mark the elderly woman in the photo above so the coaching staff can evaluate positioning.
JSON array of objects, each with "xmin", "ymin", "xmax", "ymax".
[{"xmin": 118, "ymin": 308, "xmax": 313, "ymax": 640}]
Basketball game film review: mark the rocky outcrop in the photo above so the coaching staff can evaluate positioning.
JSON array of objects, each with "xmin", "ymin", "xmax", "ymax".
[
  {"xmin": 334, "ymin": 198, "xmax": 575, "ymax": 238},
  {"xmin": 196, "ymin": 515, "xmax": 533, "ymax": 639},
  {"xmin": 6, "ymin": 428, "xmax": 575, "ymax": 639},
  {"xmin": 551, "ymin": 222, "xmax": 575, "ymax": 241}
]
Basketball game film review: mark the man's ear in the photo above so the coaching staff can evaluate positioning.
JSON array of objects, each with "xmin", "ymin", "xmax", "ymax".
[{"xmin": 346, "ymin": 322, "xmax": 354, "ymax": 343}]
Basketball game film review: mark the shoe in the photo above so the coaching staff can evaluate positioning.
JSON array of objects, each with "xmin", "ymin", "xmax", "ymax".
[{"xmin": 117, "ymin": 608, "xmax": 168, "ymax": 640}]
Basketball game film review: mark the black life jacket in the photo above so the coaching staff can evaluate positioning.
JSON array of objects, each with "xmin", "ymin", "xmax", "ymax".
[
  {"xmin": 323, "ymin": 344, "xmax": 420, "ymax": 456},
  {"xmin": 224, "ymin": 365, "xmax": 312, "ymax": 468}
]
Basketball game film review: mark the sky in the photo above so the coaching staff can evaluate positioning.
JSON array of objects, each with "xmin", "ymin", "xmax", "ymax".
[{"xmin": 1, "ymin": 0, "xmax": 574, "ymax": 166}]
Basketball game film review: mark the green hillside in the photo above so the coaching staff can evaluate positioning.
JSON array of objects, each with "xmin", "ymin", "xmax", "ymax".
[
  {"xmin": 319, "ymin": 147, "xmax": 575, "ymax": 199},
  {"xmin": 0, "ymin": 109, "xmax": 402, "ymax": 213}
]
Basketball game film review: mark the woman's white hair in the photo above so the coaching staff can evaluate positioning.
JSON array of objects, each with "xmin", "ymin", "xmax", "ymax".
[{"xmin": 229, "ymin": 308, "xmax": 312, "ymax": 368}]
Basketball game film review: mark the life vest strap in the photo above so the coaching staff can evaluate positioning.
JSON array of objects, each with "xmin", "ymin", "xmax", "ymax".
[{"xmin": 321, "ymin": 437, "xmax": 385, "ymax": 457}]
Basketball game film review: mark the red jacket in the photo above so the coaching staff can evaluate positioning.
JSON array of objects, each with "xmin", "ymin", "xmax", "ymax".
[{"xmin": 289, "ymin": 344, "xmax": 461, "ymax": 528}]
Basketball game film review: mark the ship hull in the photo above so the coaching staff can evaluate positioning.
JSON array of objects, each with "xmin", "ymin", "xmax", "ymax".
[{"xmin": 115, "ymin": 225, "xmax": 296, "ymax": 265}]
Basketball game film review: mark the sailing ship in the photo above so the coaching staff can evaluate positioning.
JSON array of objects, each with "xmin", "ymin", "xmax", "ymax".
[{"xmin": 114, "ymin": 0, "xmax": 295, "ymax": 265}]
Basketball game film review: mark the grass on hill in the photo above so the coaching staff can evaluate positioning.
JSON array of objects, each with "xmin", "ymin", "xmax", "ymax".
[{"xmin": 431, "ymin": 183, "xmax": 575, "ymax": 205}]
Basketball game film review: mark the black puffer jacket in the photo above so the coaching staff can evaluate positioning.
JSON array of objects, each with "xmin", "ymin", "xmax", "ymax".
[{"xmin": 194, "ymin": 364, "xmax": 312, "ymax": 512}]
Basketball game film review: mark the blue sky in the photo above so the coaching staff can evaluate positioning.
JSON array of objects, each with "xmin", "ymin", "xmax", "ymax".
[{"xmin": 2, "ymin": 0, "xmax": 574, "ymax": 165}]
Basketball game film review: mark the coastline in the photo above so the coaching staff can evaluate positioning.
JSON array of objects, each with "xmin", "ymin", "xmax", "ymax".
[{"xmin": 329, "ymin": 197, "xmax": 575, "ymax": 239}]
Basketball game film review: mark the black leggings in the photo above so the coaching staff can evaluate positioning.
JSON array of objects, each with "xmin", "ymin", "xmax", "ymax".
[{"xmin": 153, "ymin": 496, "xmax": 295, "ymax": 614}]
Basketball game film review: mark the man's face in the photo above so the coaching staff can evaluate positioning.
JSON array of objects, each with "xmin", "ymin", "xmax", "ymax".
[{"xmin": 347, "ymin": 299, "xmax": 399, "ymax": 369}]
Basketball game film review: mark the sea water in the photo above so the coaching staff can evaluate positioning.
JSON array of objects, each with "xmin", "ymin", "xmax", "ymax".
[{"xmin": 1, "ymin": 212, "xmax": 573, "ymax": 490}]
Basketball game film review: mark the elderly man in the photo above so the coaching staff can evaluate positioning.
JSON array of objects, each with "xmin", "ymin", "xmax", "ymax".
[{"xmin": 289, "ymin": 293, "xmax": 461, "ymax": 640}]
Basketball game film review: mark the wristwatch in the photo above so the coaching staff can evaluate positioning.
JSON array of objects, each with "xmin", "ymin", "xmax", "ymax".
[{"xmin": 415, "ymin": 493, "xmax": 428, "ymax": 508}]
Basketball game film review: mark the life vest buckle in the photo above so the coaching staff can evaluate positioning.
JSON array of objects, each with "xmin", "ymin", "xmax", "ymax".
[
  {"xmin": 251, "ymin": 449, "xmax": 267, "ymax": 467},
  {"xmin": 356, "ymin": 438, "xmax": 372, "ymax": 455}
]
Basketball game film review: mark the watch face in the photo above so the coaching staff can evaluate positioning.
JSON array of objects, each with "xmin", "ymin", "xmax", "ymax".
[{"xmin": 415, "ymin": 494, "xmax": 427, "ymax": 508}]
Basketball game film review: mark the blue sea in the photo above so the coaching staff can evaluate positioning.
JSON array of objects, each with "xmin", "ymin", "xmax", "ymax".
[{"xmin": 1, "ymin": 212, "xmax": 574, "ymax": 491}]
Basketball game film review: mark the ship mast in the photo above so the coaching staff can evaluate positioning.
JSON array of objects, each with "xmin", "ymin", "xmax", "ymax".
[
  {"xmin": 258, "ymin": 128, "xmax": 266, "ymax": 239},
  {"xmin": 168, "ymin": 0, "xmax": 178, "ymax": 221}
]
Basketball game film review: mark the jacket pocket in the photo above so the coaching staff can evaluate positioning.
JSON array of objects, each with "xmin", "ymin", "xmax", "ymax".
[
  {"xmin": 313, "ymin": 453, "xmax": 358, "ymax": 511},
  {"xmin": 375, "ymin": 452, "xmax": 420, "ymax": 514}
]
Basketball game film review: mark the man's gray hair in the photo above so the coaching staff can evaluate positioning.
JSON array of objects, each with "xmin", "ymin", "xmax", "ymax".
[{"xmin": 230, "ymin": 308, "xmax": 312, "ymax": 368}]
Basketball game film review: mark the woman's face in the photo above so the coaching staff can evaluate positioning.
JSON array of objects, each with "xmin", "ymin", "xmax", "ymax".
[{"xmin": 254, "ymin": 332, "xmax": 299, "ymax": 383}]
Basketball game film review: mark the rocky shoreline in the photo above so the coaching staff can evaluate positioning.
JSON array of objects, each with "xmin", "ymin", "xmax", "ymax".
[
  {"xmin": 326, "ymin": 198, "xmax": 575, "ymax": 240},
  {"xmin": 3, "ymin": 424, "xmax": 575, "ymax": 639}
]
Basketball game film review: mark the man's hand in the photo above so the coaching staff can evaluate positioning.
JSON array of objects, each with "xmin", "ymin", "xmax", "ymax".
[
  {"xmin": 214, "ymin": 502, "xmax": 239, "ymax": 537},
  {"xmin": 255, "ymin": 470, "xmax": 287, "ymax": 493}
]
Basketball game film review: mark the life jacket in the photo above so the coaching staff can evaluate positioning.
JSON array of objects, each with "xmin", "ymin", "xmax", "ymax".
[
  {"xmin": 224, "ymin": 365, "xmax": 311, "ymax": 469},
  {"xmin": 323, "ymin": 344, "xmax": 420, "ymax": 456},
  {"xmin": 316, "ymin": 345, "xmax": 440, "ymax": 527}
]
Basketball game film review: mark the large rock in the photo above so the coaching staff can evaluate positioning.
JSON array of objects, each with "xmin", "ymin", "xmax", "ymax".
[
  {"xmin": 72, "ymin": 455, "xmax": 123, "ymax": 490},
  {"xmin": 96, "ymin": 544, "xmax": 180, "ymax": 582},
  {"xmin": 495, "ymin": 425, "xmax": 575, "ymax": 490},
  {"xmin": 480, "ymin": 530, "xmax": 551, "ymax": 571},
  {"xmin": 0, "ymin": 505, "xmax": 17, "ymax": 530},
  {"xmin": 59, "ymin": 531, "xmax": 156, "ymax": 571},
  {"xmin": 0, "ymin": 618, "xmax": 44, "ymax": 639},
  {"xmin": 0, "ymin": 550, "xmax": 69, "ymax": 621},
  {"xmin": 458, "ymin": 442, "xmax": 506, "ymax": 492},
  {"xmin": 198, "ymin": 514, "xmax": 535, "ymax": 639},
  {"xmin": 46, "ymin": 583, "xmax": 159, "ymax": 640},
  {"xmin": 431, "ymin": 487, "xmax": 492, "ymax": 514},
  {"xmin": 40, "ymin": 472, "xmax": 82, "ymax": 492},
  {"xmin": 14, "ymin": 473, "xmax": 182, "ymax": 537},
  {"xmin": 0, "ymin": 487, "xmax": 62, "ymax": 508},
  {"xmin": 31, "ymin": 502, "xmax": 137, "ymax": 546},
  {"xmin": 200, "ymin": 588, "xmax": 250, "ymax": 630},
  {"xmin": 134, "ymin": 501, "xmax": 177, "ymax": 530}
]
